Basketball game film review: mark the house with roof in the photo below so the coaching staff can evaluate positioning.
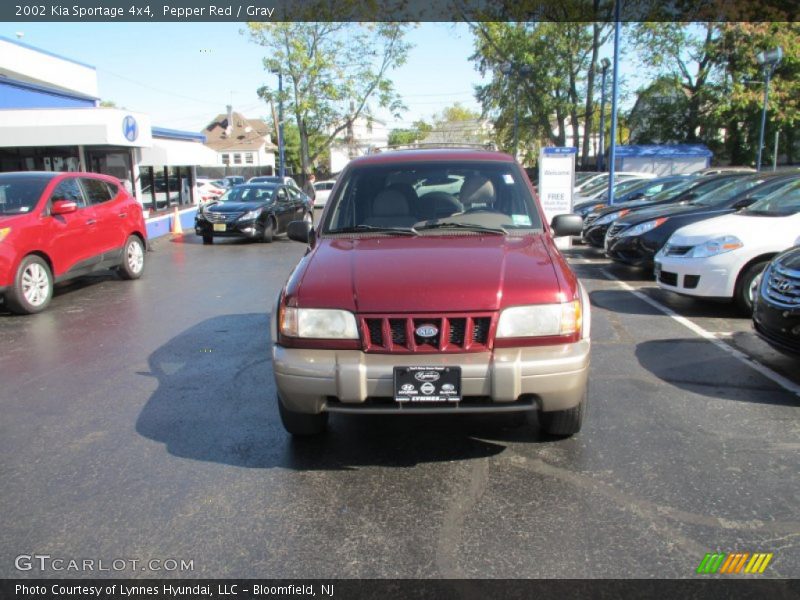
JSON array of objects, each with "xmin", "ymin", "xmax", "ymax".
[
  {"xmin": 329, "ymin": 114, "xmax": 390, "ymax": 174},
  {"xmin": 203, "ymin": 106, "xmax": 276, "ymax": 171}
]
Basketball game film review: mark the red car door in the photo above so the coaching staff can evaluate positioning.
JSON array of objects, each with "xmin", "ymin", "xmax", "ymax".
[
  {"xmin": 41, "ymin": 176, "xmax": 101, "ymax": 277},
  {"xmin": 79, "ymin": 176, "xmax": 126, "ymax": 256}
]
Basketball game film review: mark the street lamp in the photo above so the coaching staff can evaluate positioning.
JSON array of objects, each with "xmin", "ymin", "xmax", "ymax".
[
  {"xmin": 270, "ymin": 68, "xmax": 286, "ymax": 179},
  {"xmin": 499, "ymin": 62, "xmax": 533, "ymax": 158},
  {"xmin": 755, "ymin": 47, "xmax": 782, "ymax": 172},
  {"xmin": 596, "ymin": 57, "xmax": 611, "ymax": 171}
]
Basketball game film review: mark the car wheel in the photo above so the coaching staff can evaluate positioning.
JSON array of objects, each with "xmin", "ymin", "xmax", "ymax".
[
  {"xmin": 735, "ymin": 261, "xmax": 767, "ymax": 315},
  {"xmin": 6, "ymin": 255, "xmax": 53, "ymax": 315},
  {"xmin": 277, "ymin": 395, "xmax": 328, "ymax": 436},
  {"xmin": 539, "ymin": 392, "xmax": 587, "ymax": 437},
  {"xmin": 261, "ymin": 218, "xmax": 275, "ymax": 243},
  {"xmin": 202, "ymin": 235, "xmax": 213, "ymax": 245},
  {"xmin": 118, "ymin": 235, "xmax": 146, "ymax": 280}
]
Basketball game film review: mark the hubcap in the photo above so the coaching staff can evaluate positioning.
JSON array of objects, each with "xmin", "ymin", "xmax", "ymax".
[
  {"xmin": 22, "ymin": 263, "xmax": 49, "ymax": 306},
  {"xmin": 127, "ymin": 240, "xmax": 144, "ymax": 273}
]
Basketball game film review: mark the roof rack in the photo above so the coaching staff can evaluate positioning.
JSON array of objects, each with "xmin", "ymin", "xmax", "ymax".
[{"xmin": 366, "ymin": 142, "xmax": 498, "ymax": 155}]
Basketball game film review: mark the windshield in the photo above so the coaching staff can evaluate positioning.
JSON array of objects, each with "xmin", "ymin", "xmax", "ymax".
[
  {"xmin": 689, "ymin": 177, "xmax": 766, "ymax": 207},
  {"xmin": 742, "ymin": 180, "xmax": 800, "ymax": 216},
  {"xmin": 324, "ymin": 161, "xmax": 543, "ymax": 235},
  {"xmin": 0, "ymin": 174, "xmax": 50, "ymax": 215},
  {"xmin": 217, "ymin": 185, "xmax": 276, "ymax": 203}
]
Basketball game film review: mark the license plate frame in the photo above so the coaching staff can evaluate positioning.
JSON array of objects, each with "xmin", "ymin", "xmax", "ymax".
[{"xmin": 393, "ymin": 366, "xmax": 461, "ymax": 403}]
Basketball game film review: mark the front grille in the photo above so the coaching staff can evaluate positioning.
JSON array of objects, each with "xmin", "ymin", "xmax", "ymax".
[
  {"xmin": 765, "ymin": 264, "xmax": 800, "ymax": 307},
  {"xmin": 607, "ymin": 223, "xmax": 626, "ymax": 238},
  {"xmin": 204, "ymin": 211, "xmax": 239, "ymax": 224},
  {"xmin": 359, "ymin": 313, "xmax": 495, "ymax": 353},
  {"xmin": 664, "ymin": 244, "xmax": 692, "ymax": 256},
  {"xmin": 659, "ymin": 270, "xmax": 679, "ymax": 286}
]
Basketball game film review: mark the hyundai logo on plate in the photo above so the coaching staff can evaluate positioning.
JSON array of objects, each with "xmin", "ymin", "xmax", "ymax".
[{"xmin": 415, "ymin": 324, "xmax": 438, "ymax": 338}]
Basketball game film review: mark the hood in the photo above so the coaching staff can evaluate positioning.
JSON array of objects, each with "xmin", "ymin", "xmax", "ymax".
[
  {"xmin": 287, "ymin": 234, "xmax": 565, "ymax": 313},
  {"xmin": 775, "ymin": 246, "xmax": 800, "ymax": 270},
  {"xmin": 668, "ymin": 212, "xmax": 800, "ymax": 247},
  {"xmin": 615, "ymin": 203, "xmax": 727, "ymax": 226},
  {"xmin": 205, "ymin": 201, "xmax": 266, "ymax": 213}
]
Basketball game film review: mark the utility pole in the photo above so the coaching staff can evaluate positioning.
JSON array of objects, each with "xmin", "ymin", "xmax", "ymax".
[
  {"xmin": 755, "ymin": 47, "xmax": 782, "ymax": 172},
  {"xmin": 270, "ymin": 69, "xmax": 286, "ymax": 178}
]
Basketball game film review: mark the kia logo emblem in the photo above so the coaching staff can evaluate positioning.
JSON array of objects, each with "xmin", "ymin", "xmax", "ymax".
[
  {"xmin": 415, "ymin": 324, "xmax": 438, "ymax": 338},
  {"xmin": 414, "ymin": 371, "xmax": 440, "ymax": 382},
  {"xmin": 122, "ymin": 115, "xmax": 138, "ymax": 142}
]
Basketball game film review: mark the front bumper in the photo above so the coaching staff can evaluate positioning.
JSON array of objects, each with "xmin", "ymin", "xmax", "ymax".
[
  {"xmin": 195, "ymin": 218, "xmax": 262, "ymax": 239},
  {"xmin": 753, "ymin": 298, "xmax": 800, "ymax": 355},
  {"xmin": 606, "ymin": 234, "xmax": 659, "ymax": 268},
  {"xmin": 583, "ymin": 223, "xmax": 610, "ymax": 248},
  {"xmin": 273, "ymin": 340, "xmax": 590, "ymax": 415},
  {"xmin": 654, "ymin": 253, "xmax": 738, "ymax": 299}
]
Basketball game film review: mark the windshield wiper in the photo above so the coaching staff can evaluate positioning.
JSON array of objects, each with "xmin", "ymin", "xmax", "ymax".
[
  {"xmin": 329, "ymin": 224, "xmax": 419, "ymax": 236},
  {"xmin": 415, "ymin": 222, "xmax": 507, "ymax": 234}
]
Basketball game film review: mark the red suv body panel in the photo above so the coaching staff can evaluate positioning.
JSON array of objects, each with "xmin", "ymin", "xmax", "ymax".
[{"xmin": 0, "ymin": 172, "xmax": 147, "ymax": 290}]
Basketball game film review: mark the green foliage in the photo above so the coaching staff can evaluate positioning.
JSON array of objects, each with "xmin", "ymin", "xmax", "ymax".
[{"xmin": 245, "ymin": 22, "xmax": 411, "ymax": 175}]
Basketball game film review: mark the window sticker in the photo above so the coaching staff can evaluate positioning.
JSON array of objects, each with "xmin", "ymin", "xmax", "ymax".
[
  {"xmin": 20, "ymin": 206, "xmax": 30, "ymax": 212},
  {"xmin": 512, "ymin": 214, "xmax": 531, "ymax": 226},
  {"xmin": 503, "ymin": 174, "xmax": 515, "ymax": 185}
]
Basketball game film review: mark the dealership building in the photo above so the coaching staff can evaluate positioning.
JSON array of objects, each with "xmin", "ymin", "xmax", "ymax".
[{"xmin": 0, "ymin": 35, "xmax": 217, "ymax": 221}]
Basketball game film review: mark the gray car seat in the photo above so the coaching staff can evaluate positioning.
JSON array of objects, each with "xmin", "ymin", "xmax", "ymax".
[{"xmin": 363, "ymin": 189, "xmax": 419, "ymax": 228}]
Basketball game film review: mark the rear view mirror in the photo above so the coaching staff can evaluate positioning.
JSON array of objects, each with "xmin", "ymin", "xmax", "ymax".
[
  {"xmin": 51, "ymin": 200, "xmax": 78, "ymax": 215},
  {"xmin": 551, "ymin": 214, "xmax": 584, "ymax": 237}
]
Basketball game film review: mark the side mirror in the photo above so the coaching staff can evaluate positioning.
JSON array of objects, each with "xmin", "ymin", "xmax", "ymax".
[
  {"xmin": 732, "ymin": 198, "xmax": 755, "ymax": 210},
  {"xmin": 551, "ymin": 214, "xmax": 584, "ymax": 237},
  {"xmin": 287, "ymin": 220, "xmax": 315, "ymax": 245},
  {"xmin": 51, "ymin": 199, "xmax": 78, "ymax": 215}
]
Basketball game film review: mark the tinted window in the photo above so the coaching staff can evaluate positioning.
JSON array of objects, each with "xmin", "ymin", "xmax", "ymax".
[
  {"xmin": 0, "ymin": 174, "xmax": 51, "ymax": 215},
  {"xmin": 50, "ymin": 178, "xmax": 86, "ymax": 208},
  {"xmin": 217, "ymin": 185, "xmax": 275, "ymax": 203},
  {"xmin": 81, "ymin": 178, "xmax": 113, "ymax": 205}
]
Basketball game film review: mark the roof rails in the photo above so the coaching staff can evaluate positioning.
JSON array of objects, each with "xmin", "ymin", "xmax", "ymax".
[{"xmin": 365, "ymin": 142, "xmax": 498, "ymax": 155}]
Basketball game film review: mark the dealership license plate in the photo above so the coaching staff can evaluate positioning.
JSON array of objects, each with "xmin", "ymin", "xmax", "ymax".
[
  {"xmin": 213, "ymin": 223, "xmax": 227, "ymax": 232},
  {"xmin": 393, "ymin": 366, "xmax": 461, "ymax": 403}
]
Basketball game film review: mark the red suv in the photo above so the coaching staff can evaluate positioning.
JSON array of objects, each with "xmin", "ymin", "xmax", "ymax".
[
  {"xmin": 0, "ymin": 171, "xmax": 147, "ymax": 314},
  {"xmin": 271, "ymin": 149, "xmax": 590, "ymax": 436}
]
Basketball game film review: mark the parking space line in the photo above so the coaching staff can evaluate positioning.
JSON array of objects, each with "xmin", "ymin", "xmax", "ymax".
[{"xmin": 600, "ymin": 269, "xmax": 800, "ymax": 398}]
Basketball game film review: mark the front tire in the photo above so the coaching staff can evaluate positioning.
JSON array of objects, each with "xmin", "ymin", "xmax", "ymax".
[
  {"xmin": 539, "ymin": 392, "xmax": 587, "ymax": 437},
  {"xmin": 118, "ymin": 235, "xmax": 146, "ymax": 280},
  {"xmin": 6, "ymin": 255, "xmax": 53, "ymax": 315},
  {"xmin": 735, "ymin": 261, "xmax": 767, "ymax": 315},
  {"xmin": 277, "ymin": 395, "xmax": 328, "ymax": 436},
  {"xmin": 261, "ymin": 218, "xmax": 275, "ymax": 243},
  {"xmin": 202, "ymin": 235, "xmax": 213, "ymax": 245}
]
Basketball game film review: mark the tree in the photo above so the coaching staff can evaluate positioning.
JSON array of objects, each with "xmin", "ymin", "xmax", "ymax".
[
  {"xmin": 388, "ymin": 120, "xmax": 432, "ymax": 147},
  {"xmin": 245, "ymin": 22, "xmax": 411, "ymax": 177},
  {"xmin": 470, "ymin": 20, "xmax": 612, "ymax": 166}
]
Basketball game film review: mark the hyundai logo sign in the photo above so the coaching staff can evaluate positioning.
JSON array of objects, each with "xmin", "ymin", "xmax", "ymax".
[{"xmin": 122, "ymin": 115, "xmax": 138, "ymax": 142}]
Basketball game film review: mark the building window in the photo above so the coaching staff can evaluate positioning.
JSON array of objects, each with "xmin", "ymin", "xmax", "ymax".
[
  {"xmin": 221, "ymin": 153, "xmax": 230, "ymax": 165},
  {"xmin": 245, "ymin": 153, "xmax": 254, "ymax": 164},
  {"xmin": 233, "ymin": 153, "xmax": 242, "ymax": 165}
]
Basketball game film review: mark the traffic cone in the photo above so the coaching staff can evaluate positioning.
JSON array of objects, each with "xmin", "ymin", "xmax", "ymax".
[{"xmin": 171, "ymin": 206, "xmax": 183, "ymax": 235}]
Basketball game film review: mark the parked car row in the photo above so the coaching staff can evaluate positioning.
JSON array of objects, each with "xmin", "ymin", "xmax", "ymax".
[{"xmin": 573, "ymin": 168, "xmax": 800, "ymax": 354}]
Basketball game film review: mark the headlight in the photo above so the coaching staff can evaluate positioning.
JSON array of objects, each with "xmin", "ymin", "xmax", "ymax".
[
  {"xmin": 688, "ymin": 235, "xmax": 743, "ymax": 258},
  {"xmin": 619, "ymin": 217, "xmax": 668, "ymax": 237},
  {"xmin": 496, "ymin": 301, "xmax": 582, "ymax": 338},
  {"xmin": 280, "ymin": 307, "xmax": 359, "ymax": 339},
  {"xmin": 238, "ymin": 208, "xmax": 262, "ymax": 221},
  {"xmin": 594, "ymin": 209, "xmax": 629, "ymax": 225},
  {"xmin": 0, "ymin": 227, "xmax": 11, "ymax": 243}
]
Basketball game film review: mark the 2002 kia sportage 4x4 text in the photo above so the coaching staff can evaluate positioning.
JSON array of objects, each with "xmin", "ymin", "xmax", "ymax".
[{"xmin": 271, "ymin": 148, "xmax": 590, "ymax": 436}]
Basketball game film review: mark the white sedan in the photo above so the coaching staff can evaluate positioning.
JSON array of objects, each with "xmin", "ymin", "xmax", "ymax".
[
  {"xmin": 312, "ymin": 179, "xmax": 336, "ymax": 208},
  {"xmin": 655, "ymin": 180, "xmax": 800, "ymax": 313}
]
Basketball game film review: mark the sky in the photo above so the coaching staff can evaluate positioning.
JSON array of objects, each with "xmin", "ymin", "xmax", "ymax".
[
  {"xmin": 4, "ymin": 22, "xmax": 488, "ymax": 132},
  {"xmin": 4, "ymin": 22, "xmax": 637, "ymax": 135}
]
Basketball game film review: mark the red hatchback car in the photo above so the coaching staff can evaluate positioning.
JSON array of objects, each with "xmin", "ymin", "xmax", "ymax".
[
  {"xmin": 0, "ymin": 171, "xmax": 147, "ymax": 314},
  {"xmin": 271, "ymin": 149, "xmax": 590, "ymax": 437}
]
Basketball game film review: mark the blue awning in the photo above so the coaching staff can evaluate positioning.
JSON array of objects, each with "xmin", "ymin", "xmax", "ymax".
[{"xmin": 615, "ymin": 144, "xmax": 712, "ymax": 158}]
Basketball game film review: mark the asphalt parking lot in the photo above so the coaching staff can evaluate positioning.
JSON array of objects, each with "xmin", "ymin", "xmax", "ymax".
[{"xmin": 0, "ymin": 230, "xmax": 798, "ymax": 579}]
